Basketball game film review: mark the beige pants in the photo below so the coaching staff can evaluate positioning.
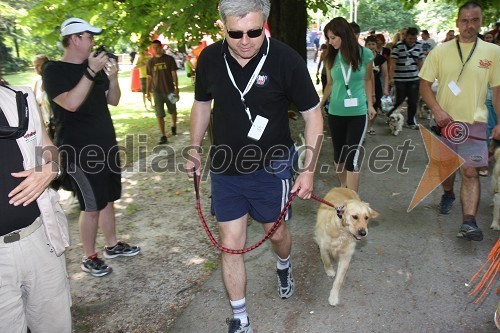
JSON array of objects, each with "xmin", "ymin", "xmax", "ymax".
[{"xmin": 0, "ymin": 221, "xmax": 72, "ymax": 333}]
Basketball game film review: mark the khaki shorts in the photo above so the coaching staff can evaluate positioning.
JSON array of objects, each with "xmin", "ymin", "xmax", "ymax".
[{"xmin": 0, "ymin": 219, "xmax": 72, "ymax": 332}]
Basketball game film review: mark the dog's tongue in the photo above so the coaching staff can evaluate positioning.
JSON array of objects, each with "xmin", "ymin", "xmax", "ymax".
[{"xmin": 354, "ymin": 234, "xmax": 362, "ymax": 241}]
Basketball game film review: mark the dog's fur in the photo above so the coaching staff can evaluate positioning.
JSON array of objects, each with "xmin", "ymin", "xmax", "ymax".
[
  {"xmin": 314, "ymin": 188, "xmax": 379, "ymax": 306},
  {"xmin": 491, "ymin": 147, "xmax": 500, "ymax": 230},
  {"xmin": 417, "ymin": 100, "xmax": 432, "ymax": 119},
  {"xmin": 389, "ymin": 111, "xmax": 404, "ymax": 136}
]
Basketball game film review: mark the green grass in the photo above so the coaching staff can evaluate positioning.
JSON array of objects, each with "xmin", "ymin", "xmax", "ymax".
[
  {"xmin": 5, "ymin": 67, "xmax": 195, "ymax": 165},
  {"xmin": 4, "ymin": 71, "xmax": 38, "ymax": 86}
]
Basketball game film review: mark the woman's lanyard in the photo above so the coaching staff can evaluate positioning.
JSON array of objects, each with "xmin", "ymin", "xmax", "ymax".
[
  {"xmin": 339, "ymin": 60, "xmax": 353, "ymax": 98},
  {"xmin": 455, "ymin": 37, "xmax": 477, "ymax": 83},
  {"xmin": 224, "ymin": 36, "xmax": 270, "ymax": 125}
]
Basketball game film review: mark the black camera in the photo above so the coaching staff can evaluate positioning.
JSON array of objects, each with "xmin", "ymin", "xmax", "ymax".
[{"xmin": 94, "ymin": 45, "xmax": 118, "ymax": 61}]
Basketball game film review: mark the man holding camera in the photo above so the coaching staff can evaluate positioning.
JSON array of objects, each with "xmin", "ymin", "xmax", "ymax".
[
  {"xmin": 43, "ymin": 18, "xmax": 140, "ymax": 277},
  {"xmin": 146, "ymin": 40, "xmax": 179, "ymax": 144}
]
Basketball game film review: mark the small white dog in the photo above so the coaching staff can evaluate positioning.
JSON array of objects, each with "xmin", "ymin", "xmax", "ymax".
[
  {"xmin": 491, "ymin": 147, "xmax": 500, "ymax": 230},
  {"xmin": 315, "ymin": 188, "xmax": 379, "ymax": 306},
  {"xmin": 389, "ymin": 111, "xmax": 404, "ymax": 136}
]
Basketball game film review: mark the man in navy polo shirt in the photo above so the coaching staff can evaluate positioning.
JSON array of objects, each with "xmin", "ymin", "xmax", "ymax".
[{"xmin": 185, "ymin": 1, "xmax": 323, "ymax": 332}]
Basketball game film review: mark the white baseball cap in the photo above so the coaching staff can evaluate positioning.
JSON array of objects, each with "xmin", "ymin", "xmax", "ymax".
[{"xmin": 60, "ymin": 18, "xmax": 102, "ymax": 37}]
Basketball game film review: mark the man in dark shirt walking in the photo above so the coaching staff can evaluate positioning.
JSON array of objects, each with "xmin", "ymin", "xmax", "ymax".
[{"xmin": 146, "ymin": 40, "xmax": 179, "ymax": 144}]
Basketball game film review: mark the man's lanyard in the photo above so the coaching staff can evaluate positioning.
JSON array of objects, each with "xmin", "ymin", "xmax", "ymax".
[
  {"xmin": 340, "ymin": 60, "xmax": 353, "ymax": 98},
  {"xmin": 456, "ymin": 37, "xmax": 478, "ymax": 83},
  {"xmin": 403, "ymin": 43, "xmax": 416, "ymax": 60},
  {"xmin": 224, "ymin": 35, "xmax": 270, "ymax": 124}
]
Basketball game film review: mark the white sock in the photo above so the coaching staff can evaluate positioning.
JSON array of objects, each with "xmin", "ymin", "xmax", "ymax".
[
  {"xmin": 230, "ymin": 298, "xmax": 248, "ymax": 325},
  {"xmin": 277, "ymin": 255, "xmax": 290, "ymax": 270}
]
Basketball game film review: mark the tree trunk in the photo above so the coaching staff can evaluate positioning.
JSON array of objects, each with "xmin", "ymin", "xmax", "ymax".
[
  {"xmin": 13, "ymin": 24, "xmax": 20, "ymax": 58},
  {"xmin": 268, "ymin": 0, "xmax": 307, "ymax": 61}
]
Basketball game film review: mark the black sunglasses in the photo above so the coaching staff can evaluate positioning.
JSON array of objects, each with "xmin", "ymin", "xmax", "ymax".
[
  {"xmin": 0, "ymin": 84, "xmax": 29, "ymax": 140},
  {"xmin": 226, "ymin": 27, "xmax": 263, "ymax": 39}
]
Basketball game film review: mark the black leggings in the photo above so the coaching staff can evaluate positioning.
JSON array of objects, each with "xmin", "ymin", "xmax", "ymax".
[
  {"xmin": 388, "ymin": 80, "xmax": 419, "ymax": 126},
  {"xmin": 327, "ymin": 114, "xmax": 367, "ymax": 172}
]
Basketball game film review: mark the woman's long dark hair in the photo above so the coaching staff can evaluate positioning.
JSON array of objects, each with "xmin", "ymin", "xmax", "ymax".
[{"xmin": 323, "ymin": 17, "xmax": 361, "ymax": 71}]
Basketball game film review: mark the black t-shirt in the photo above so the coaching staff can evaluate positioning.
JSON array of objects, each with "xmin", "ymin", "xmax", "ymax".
[
  {"xmin": 43, "ymin": 61, "xmax": 117, "ymax": 151},
  {"xmin": 195, "ymin": 38, "xmax": 319, "ymax": 175},
  {"xmin": 0, "ymin": 111, "xmax": 40, "ymax": 236}
]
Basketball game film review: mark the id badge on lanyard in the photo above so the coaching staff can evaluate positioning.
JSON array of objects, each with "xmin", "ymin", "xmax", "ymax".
[
  {"xmin": 449, "ymin": 38, "xmax": 477, "ymax": 96},
  {"xmin": 224, "ymin": 36, "xmax": 271, "ymax": 140},
  {"xmin": 340, "ymin": 61, "xmax": 358, "ymax": 108}
]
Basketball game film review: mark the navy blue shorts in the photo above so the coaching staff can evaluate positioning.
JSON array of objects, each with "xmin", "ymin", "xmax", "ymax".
[{"xmin": 210, "ymin": 168, "xmax": 293, "ymax": 223}]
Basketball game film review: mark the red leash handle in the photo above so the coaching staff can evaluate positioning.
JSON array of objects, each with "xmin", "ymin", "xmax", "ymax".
[
  {"xmin": 193, "ymin": 169, "xmax": 298, "ymax": 254},
  {"xmin": 311, "ymin": 193, "xmax": 336, "ymax": 208}
]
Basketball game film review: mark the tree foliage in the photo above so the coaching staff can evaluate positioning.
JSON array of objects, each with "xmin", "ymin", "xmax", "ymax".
[
  {"xmin": 24, "ymin": 0, "xmax": 314, "ymax": 60},
  {"xmin": 356, "ymin": 0, "xmax": 417, "ymax": 33},
  {"xmin": 1, "ymin": 0, "xmax": 497, "ymax": 74},
  {"xmin": 400, "ymin": 0, "xmax": 499, "ymax": 26},
  {"xmin": 26, "ymin": 0, "xmax": 222, "ymax": 49}
]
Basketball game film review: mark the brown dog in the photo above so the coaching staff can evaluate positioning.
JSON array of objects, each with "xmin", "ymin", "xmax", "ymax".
[{"xmin": 314, "ymin": 187, "xmax": 379, "ymax": 306}]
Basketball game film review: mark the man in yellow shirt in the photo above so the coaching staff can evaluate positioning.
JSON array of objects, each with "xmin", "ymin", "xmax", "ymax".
[{"xmin": 420, "ymin": 1, "xmax": 500, "ymax": 241}]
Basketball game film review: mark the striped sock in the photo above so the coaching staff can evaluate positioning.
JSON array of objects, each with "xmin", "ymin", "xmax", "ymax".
[
  {"xmin": 230, "ymin": 298, "xmax": 248, "ymax": 325},
  {"xmin": 277, "ymin": 255, "xmax": 290, "ymax": 270}
]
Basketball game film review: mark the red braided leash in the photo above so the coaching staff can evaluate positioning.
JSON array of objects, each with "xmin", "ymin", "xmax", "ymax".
[{"xmin": 193, "ymin": 170, "xmax": 337, "ymax": 254}]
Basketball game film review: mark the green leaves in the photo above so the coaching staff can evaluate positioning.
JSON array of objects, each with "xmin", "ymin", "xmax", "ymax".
[{"xmin": 24, "ymin": 0, "xmax": 221, "ymax": 48}]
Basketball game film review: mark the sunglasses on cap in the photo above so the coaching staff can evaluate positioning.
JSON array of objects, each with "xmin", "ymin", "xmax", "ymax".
[
  {"xmin": 0, "ymin": 84, "xmax": 29, "ymax": 140},
  {"xmin": 226, "ymin": 27, "xmax": 263, "ymax": 39}
]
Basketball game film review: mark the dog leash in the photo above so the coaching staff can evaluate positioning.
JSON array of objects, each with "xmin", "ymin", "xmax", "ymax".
[{"xmin": 192, "ymin": 169, "xmax": 338, "ymax": 254}]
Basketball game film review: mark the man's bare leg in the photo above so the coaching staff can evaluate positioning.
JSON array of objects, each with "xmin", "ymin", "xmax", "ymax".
[
  {"xmin": 219, "ymin": 214, "xmax": 249, "ymax": 301},
  {"xmin": 79, "ymin": 210, "xmax": 99, "ymax": 257},
  {"xmin": 460, "ymin": 166, "xmax": 480, "ymax": 217},
  {"xmin": 157, "ymin": 116, "xmax": 166, "ymax": 137},
  {"xmin": 98, "ymin": 202, "xmax": 118, "ymax": 248}
]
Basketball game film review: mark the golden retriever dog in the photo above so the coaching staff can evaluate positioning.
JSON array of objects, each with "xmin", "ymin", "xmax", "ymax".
[
  {"xmin": 491, "ymin": 147, "xmax": 500, "ymax": 230},
  {"xmin": 314, "ymin": 187, "xmax": 379, "ymax": 306}
]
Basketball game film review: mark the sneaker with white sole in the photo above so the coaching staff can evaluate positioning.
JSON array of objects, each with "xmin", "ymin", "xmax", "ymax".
[
  {"xmin": 457, "ymin": 223, "xmax": 483, "ymax": 241},
  {"xmin": 103, "ymin": 241, "xmax": 141, "ymax": 259},
  {"xmin": 81, "ymin": 254, "xmax": 112, "ymax": 277},
  {"xmin": 277, "ymin": 264, "xmax": 295, "ymax": 299},
  {"xmin": 226, "ymin": 318, "xmax": 252, "ymax": 333}
]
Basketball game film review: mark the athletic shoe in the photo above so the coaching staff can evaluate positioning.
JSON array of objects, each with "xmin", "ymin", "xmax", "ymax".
[
  {"xmin": 171, "ymin": 126, "xmax": 177, "ymax": 136},
  {"xmin": 277, "ymin": 264, "xmax": 295, "ymax": 299},
  {"xmin": 226, "ymin": 318, "xmax": 252, "ymax": 333},
  {"xmin": 81, "ymin": 254, "xmax": 112, "ymax": 277},
  {"xmin": 438, "ymin": 194, "xmax": 455, "ymax": 214},
  {"xmin": 158, "ymin": 136, "xmax": 167, "ymax": 144},
  {"xmin": 404, "ymin": 123, "xmax": 419, "ymax": 130},
  {"xmin": 103, "ymin": 241, "xmax": 141, "ymax": 259},
  {"xmin": 457, "ymin": 223, "xmax": 483, "ymax": 241}
]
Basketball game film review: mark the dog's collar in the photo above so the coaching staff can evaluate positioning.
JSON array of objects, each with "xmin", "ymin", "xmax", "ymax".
[{"xmin": 336, "ymin": 205, "xmax": 344, "ymax": 218}]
